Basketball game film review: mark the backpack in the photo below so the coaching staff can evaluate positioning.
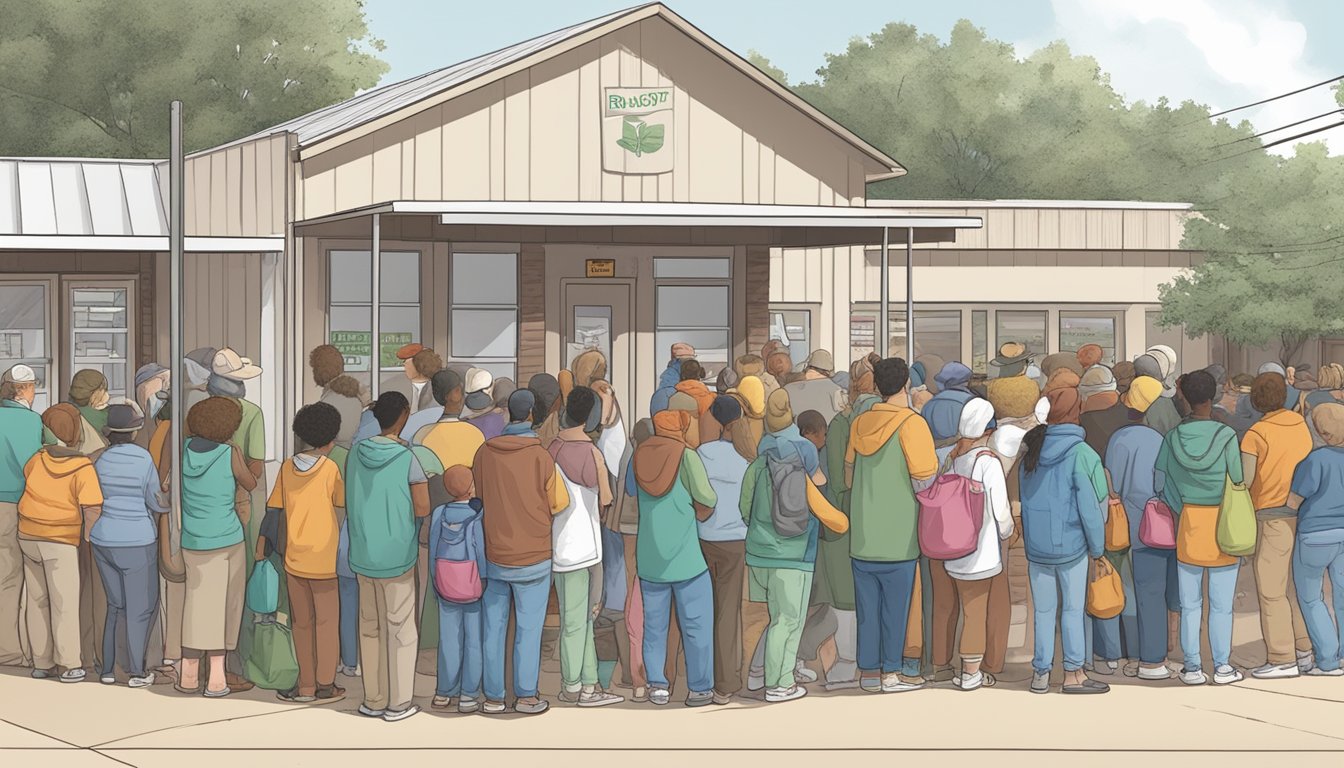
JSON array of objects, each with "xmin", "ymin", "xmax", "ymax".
[
  {"xmin": 765, "ymin": 448, "xmax": 811, "ymax": 538},
  {"xmin": 432, "ymin": 508, "xmax": 484, "ymax": 604},
  {"xmin": 916, "ymin": 451, "xmax": 991, "ymax": 560}
]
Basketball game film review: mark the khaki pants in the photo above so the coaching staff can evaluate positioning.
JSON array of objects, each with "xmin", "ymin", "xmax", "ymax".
[
  {"xmin": 78, "ymin": 539, "xmax": 107, "ymax": 668},
  {"xmin": 288, "ymin": 573, "xmax": 340, "ymax": 697},
  {"xmin": 182, "ymin": 543, "xmax": 245, "ymax": 653},
  {"xmin": 1254, "ymin": 518, "xmax": 1312, "ymax": 665},
  {"xmin": 358, "ymin": 569, "xmax": 418, "ymax": 712},
  {"xmin": 19, "ymin": 538, "xmax": 82, "ymax": 671},
  {"xmin": 0, "ymin": 502, "xmax": 28, "ymax": 665},
  {"xmin": 161, "ymin": 577, "xmax": 185, "ymax": 661},
  {"xmin": 930, "ymin": 556, "xmax": 1012, "ymax": 673}
]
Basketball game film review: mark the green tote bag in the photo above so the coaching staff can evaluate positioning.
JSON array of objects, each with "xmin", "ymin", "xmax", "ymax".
[
  {"xmin": 1216, "ymin": 474, "xmax": 1257, "ymax": 557},
  {"xmin": 244, "ymin": 618, "xmax": 299, "ymax": 691}
]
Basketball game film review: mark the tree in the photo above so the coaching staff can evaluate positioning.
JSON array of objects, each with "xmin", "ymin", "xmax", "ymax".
[{"xmin": 0, "ymin": 0, "xmax": 388, "ymax": 156}]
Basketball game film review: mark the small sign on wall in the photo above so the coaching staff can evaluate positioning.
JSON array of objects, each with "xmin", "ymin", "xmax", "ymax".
[
  {"xmin": 586, "ymin": 259, "xmax": 616, "ymax": 278},
  {"xmin": 602, "ymin": 87, "xmax": 674, "ymax": 175}
]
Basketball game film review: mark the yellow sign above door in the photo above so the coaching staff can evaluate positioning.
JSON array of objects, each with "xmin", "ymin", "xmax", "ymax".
[{"xmin": 586, "ymin": 259, "xmax": 616, "ymax": 278}]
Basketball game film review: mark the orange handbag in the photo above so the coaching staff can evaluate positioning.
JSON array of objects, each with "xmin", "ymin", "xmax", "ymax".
[
  {"xmin": 1086, "ymin": 556, "xmax": 1125, "ymax": 619},
  {"xmin": 1105, "ymin": 497, "xmax": 1130, "ymax": 552}
]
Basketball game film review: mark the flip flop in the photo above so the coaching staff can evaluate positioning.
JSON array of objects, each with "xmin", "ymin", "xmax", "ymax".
[
  {"xmin": 173, "ymin": 682, "xmax": 202, "ymax": 695},
  {"xmin": 203, "ymin": 686, "xmax": 232, "ymax": 698}
]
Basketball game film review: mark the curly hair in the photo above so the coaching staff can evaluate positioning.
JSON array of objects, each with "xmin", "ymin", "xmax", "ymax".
[
  {"xmin": 309, "ymin": 345, "xmax": 346, "ymax": 388},
  {"xmin": 411, "ymin": 348, "xmax": 444, "ymax": 379},
  {"xmin": 187, "ymin": 396, "xmax": 243, "ymax": 443},
  {"xmin": 293, "ymin": 402, "xmax": 341, "ymax": 449}
]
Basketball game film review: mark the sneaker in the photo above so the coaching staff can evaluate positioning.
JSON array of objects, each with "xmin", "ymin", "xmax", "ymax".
[
  {"xmin": 128, "ymin": 672, "xmax": 155, "ymax": 689},
  {"xmin": 953, "ymin": 671, "xmax": 983, "ymax": 691},
  {"xmin": 277, "ymin": 688, "xmax": 316, "ymax": 703},
  {"xmin": 31, "ymin": 668, "xmax": 54, "ymax": 680},
  {"xmin": 314, "ymin": 684, "xmax": 345, "ymax": 703},
  {"xmin": 931, "ymin": 665, "xmax": 957, "ymax": 683},
  {"xmin": 1250, "ymin": 662, "xmax": 1298, "ymax": 680},
  {"xmin": 1030, "ymin": 671, "xmax": 1050, "ymax": 694},
  {"xmin": 59, "ymin": 669, "xmax": 86, "ymax": 684},
  {"xmin": 431, "ymin": 695, "xmax": 454, "ymax": 709},
  {"xmin": 712, "ymin": 690, "xmax": 733, "ymax": 705},
  {"xmin": 1306, "ymin": 666, "xmax": 1344, "ymax": 677},
  {"xmin": 482, "ymin": 700, "xmax": 508, "ymax": 715},
  {"xmin": 1180, "ymin": 667, "xmax": 1207, "ymax": 686},
  {"xmin": 859, "ymin": 673, "xmax": 882, "ymax": 693},
  {"xmin": 793, "ymin": 660, "xmax": 818, "ymax": 684},
  {"xmin": 880, "ymin": 672, "xmax": 925, "ymax": 693},
  {"xmin": 1298, "ymin": 651, "xmax": 1316, "ymax": 674},
  {"xmin": 579, "ymin": 691, "xmax": 624, "ymax": 708},
  {"xmin": 557, "ymin": 689, "xmax": 582, "ymax": 704},
  {"xmin": 100, "ymin": 674, "xmax": 116, "ymax": 685},
  {"xmin": 1123, "ymin": 661, "xmax": 1140, "ymax": 678},
  {"xmin": 1213, "ymin": 665, "xmax": 1244, "ymax": 685},
  {"xmin": 649, "ymin": 688, "xmax": 670, "ymax": 706},
  {"xmin": 685, "ymin": 690, "xmax": 714, "ymax": 707},
  {"xmin": 746, "ymin": 668, "xmax": 765, "ymax": 691},
  {"xmin": 824, "ymin": 677, "xmax": 860, "ymax": 691},
  {"xmin": 1137, "ymin": 664, "xmax": 1173, "ymax": 681},
  {"xmin": 765, "ymin": 685, "xmax": 808, "ymax": 703},
  {"xmin": 338, "ymin": 665, "xmax": 359, "ymax": 677},
  {"xmin": 382, "ymin": 705, "xmax": 421, "ymax": 722},
  {"xmin": 513, "ymin": 698, "xmax": 549, "ymax": 715},
  {"xmin": 358, "ymin": 704, "xmax": 386, "ymax": 718},
  {"xmin": 458, "ymin": 698, "xmax": 481, "ymax": 713},
  {"xmin": 1092, "ymin": 660, "xmax": 1119, "ymax": 676}
]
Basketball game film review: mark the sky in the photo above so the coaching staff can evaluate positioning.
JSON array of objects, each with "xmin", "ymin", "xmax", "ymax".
[{"xmin": 364, "ymin": 0, "xmax": 1344, "ymax": 154}]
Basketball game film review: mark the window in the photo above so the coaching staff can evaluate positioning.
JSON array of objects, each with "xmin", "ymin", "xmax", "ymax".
[
  {"xmin": 68, "ymin": 284, "xmax": 132, "ymax": 400},
  {"xmin": 451, "ymin": 252, "xmax": 518, "ymax": 381},
  {"xmin": 849, "ymin": 306, "xmax": 961, "ymax": 364},
  {"xmin": 972, "ymin": 310, "xmax": 988, "ymax": 375},
  {"xmin": 996, "ymin": 311, "xmax": 1048, "ymax": 360},
  {"xmin": 327, "ymin": 250, "xmax": 422, "ymax": 385},
  {"xmin": 0, "ymin": 282, "xmax": 53, "ymax": 411},
  {"xmin": 1060, "ymin": 312, "xmax": 1122, "ymax": 365},
  {"xmin": 654, "ymin": 258, "xmax": 732, "ymax": 380},
  {"xmin": 768, "ymin": 307, "xmax": 812, "ymax": 371}
]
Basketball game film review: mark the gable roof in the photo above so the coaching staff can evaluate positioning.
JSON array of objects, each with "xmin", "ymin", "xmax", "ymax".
[{"xmin": 204, "ymin": 3, "xmax": 904, "ymax": 181}]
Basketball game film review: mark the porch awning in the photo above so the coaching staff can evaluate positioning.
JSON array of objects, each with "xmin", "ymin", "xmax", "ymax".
[{"xmin": 0, "ymin": 235, "xmax": 284, "ymax": 252}]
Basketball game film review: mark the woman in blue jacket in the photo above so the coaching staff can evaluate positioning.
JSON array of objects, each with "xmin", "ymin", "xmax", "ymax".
[{"xmin": 1018, "ymin": 388, "xmax": 1110, "ymax": 695}]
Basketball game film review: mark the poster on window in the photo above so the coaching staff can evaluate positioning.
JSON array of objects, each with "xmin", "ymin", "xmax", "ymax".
[{"xmin": 602, "ymin": 87, "xmax": 674, "ymax": 175}]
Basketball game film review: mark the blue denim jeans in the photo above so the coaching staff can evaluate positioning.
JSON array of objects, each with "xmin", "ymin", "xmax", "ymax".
[
  {"xmin": 1131, "ymin": 547, "xmax": 1178, "ymax": 665},
  {"xmin": 641, "ymin": 570, "xmax": 714, "ymax": 693},
  {"xmin": 92, "ymin": 543, "xmax": 159, "ymax": 678},
  {"xmin": 1177, "ymin": 560, "xmax": 1239, "ymax": 671},
  {"xmin": 338, "ymin": 574, "xmax": 359, "ymax": 669},
  {"xmin": 1089, "ymin": 552, "xmax": 1139, "ymax": 662},
  {"xmin": 1293, "ymin": 533, "xmax": 1344, "ymax": 672},
  {"xmin": 482, "ymin": 559, "xmax": 552, "ymax": 701},
  {"xmin": 436, "ymin": 596, "xmax": 483, "ymax": 699},
  {"xmin": 851, "ymin": 558, "xmax": 916, "ymax": 674},
  {"xmin": 1029, "ymin": 555, "xmax": 1088, "ymax": 674},
  {"xmin": 601, "ymin": 527, "xmax": 626, "ymax": 612}
]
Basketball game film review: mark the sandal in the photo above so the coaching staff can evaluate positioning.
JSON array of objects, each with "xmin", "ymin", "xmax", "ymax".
[
  {"xmin": 314, "ymin": 684, "xmax": 346, "ymax": 703},
  {"xmin": 173, "ymin": 681, "xmax": 202, "ymax": 695}
]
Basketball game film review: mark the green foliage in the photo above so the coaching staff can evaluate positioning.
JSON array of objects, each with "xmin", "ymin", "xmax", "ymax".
[
  {"xmin": 0, "ymin": 0, "xmax": 388, "ymax": 156},
  {"xmin": 616, "ymin": 116, "xmax": 665, "ymax": 157}
]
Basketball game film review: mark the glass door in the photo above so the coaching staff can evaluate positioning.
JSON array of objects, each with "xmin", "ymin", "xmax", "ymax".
[
  {"xmin": 0, "ymin": 279, "xmax": 57, "ymax": 411},
  {"xmin": 65, "ymin": 279, "xmax": 136, "ymax": 402},
  {"xmin": 564, "ymin": 281, "xmax": 632, "ymax": 411}
]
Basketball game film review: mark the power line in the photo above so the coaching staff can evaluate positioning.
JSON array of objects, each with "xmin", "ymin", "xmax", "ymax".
[
  {"xmin": 1206, "ymin": 74, "xmax": 1344, "ymax": 120},
  {"xmin": 1195, "ymin": 118, "xmax": 1344, "ymax": 165},
  {"xmin": 1213, "ymin": 108, "xmax": 1344, "ymax": 148}
]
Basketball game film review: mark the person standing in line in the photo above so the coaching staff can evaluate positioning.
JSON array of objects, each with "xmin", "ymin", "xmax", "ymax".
[
  {"xmin": 147, "ymin": 399, "xmax": 185, "ymax": 682},
  {"xmin": 428, "ymin": 466, "xmax": 487, "ymax": 712},
  {"xmin": 1287, "ymin": 403, "xmax": 1344, "ymax": 677},
  {"xmin": 784, "ymin": 350, "xmax": 845, "ymax": 424},
  {"xmin": 1154, "ymin": 371, "xmax": 1246, "ymax": 687},
  {"xmin": 389, "ymin": 344, "xmax": 439, "ymax": 416},
  {"xmin": 473, "ymin": 390, "xmax": 571, "ymax": 716},
  {"xmin": 20, "ymin": 404, "xmax": 104, "ymax": 683},
  {"xmin": 548, "ymin": 387, "xmax": 624, "ymax": 708},
  {"xmin": 844, "ymin": 357, "xmax": 938, "ymax": 694},
  {"xmin": 650, "ymin": 344, "xmax": 695, "ymax": 415},
  {"xmin": 733, "ymin": 375, "xmax": 767, "ymax": 453},
  {"xmin": 308, "ymin": 345, "xmax": 367, "ymax": 449},
  {"xmin": 345, "ymin": 392, "xmax": 430, "ymax": 721},
  {"xmin": 91, "ymin": 404, "xmax": 164, "ymax": 687},
  {"xmin": 674, "ymin": 359, "xmax": 715, "ymax": 418},
  {"xmin": 174, "ymin": 397, "xmax": 257, "ymax": 697},
  {"xmin": 616, "ymin": 416, "xmax": 657, "ymax": 702},
  {"xmin": 695, "ymin": 396, "xmax": 752, "ymax": 705},
  {"xmin": 466, "ymin": 374, "xmax": 513, "ymax": 442},
  {"xmin": 66, "ymin": 370, "xmax": 111, "ymax": 677},
  {"xmin": 529, "ymin": 373, "xmax": 565, "ymax": 449},
  {"xmin": 133, "ymin": 364, "xmax": 171, "ymax": 451},
  {"xmin": 1078, "ymin": 365, "xmax": 1120, "ymax": 415},
  {"xmin": 1240, "ymin": 372, "xmax": 1315, "ymax": 679},
  {"xmin": 1134, "ymin": 353, "xmax": 1181, "ymax": 436},
  {"xmin": 1018, "ymin": 389, "xmax": 1110, "ymax": 695},
  {"xmin": 0, "ymin": 364, "xmax": 46, "ymax": 666},
  {"xmin": 68, "ymin": 369, "xmax": 112, "ymax": 454},
  {"xmin": 412, "ymin": 370, "xmax": 486, "ymax": 475},
  {"xmin": 633, "ymin": 409, "xmax": 718, "ymax": 707},
  {"xmin": 257, "ymin": 403, "xmax": 347, "ymax": 704}
]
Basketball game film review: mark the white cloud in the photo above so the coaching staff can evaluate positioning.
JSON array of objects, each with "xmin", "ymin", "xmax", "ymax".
[{"xmin": 1026, "ymin": 0, "xmax": 1340, "ymax": 154}]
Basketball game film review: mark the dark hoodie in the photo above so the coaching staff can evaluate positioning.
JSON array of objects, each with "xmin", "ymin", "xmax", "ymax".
[
  {"xmin": 473, "ymin": 434, "xmax": 568, "ymax": 568},
  {"xmin": 1018, "ymin": 425, "xmax": 1108, "ymax": 565}
]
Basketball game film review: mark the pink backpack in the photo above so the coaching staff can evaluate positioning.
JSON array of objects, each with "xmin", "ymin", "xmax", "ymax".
[
  {"xmin": 432, "ymin": 510, "xmax": 484, "ymax": 604},
  {"xmin": 1139, "ymin": 497, "xmax": 1177, "ymax": 549},
  {"xmin": 916, "ymin": 451, "xmax": 990, "ymax": 560}
]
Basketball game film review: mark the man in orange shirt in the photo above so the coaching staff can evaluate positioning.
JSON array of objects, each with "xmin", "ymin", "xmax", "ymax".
[
  {"xmin": 19, "ymin": 404, "xmax": 104, "ymax": 683},
  {"xmin": 1241, "ymin": 372, "xmax": 1315, "ymax": 679}
]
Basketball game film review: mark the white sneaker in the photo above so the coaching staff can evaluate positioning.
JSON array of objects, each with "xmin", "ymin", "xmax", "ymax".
[
  {"xmin": 1180, "ymin": 667, "xmax": 1207, "ymax": 686},
  {"xmin": 357, "ymin": 704, "xmax": 386, "ymax": 718},
  {"xmin": 1306, "ymin": 666, "xmax": 1344, "ymax": 677},
  {"xmin": 649, "ymin": 688, "xmax": 670, "ymax": 706},
  {"xmin": 765, "ymin": 685, "xmax": 808, "ymax": 703},
  {"xmin": 1250, "ymin": 662, "xmax": 1299, "ymax": 680},
  {"xmin": 880, "ymin": 672, "xmax": 925, "ymax": 692},
  {"xmin": 100, "ymin": 674, "xmax": 116, "ymax": 685},
  {"xmin": 793, "ymin": 660, "xmax": 818, "ymax": 683},
  {"xmin": 382, "ymin": 705, "xmax": 420, "ymax": 722},
  {"xmin": 577, "ymin": 690, "xmax": 624, "ymax": 708},
  {"xmin": 1030, "ymin": 671, "xmax": 1050, "ymax": 694},
  {"xmin": 1213, "ymin": 665, "xmax": 1244, "ymax": 685},
  {"xmin": 953, "ymin": 671, "xmax": 983, "ymax": 691},
  {"xmin": 1297, "ymin": 652, "xmax": 1316, "ymax": 674},
  {"xmin": 59, "ymin": 669, "xmax": 86, "ymax": 684},
  {"xmin": 128, "ymin": 672, "xmax": 156, "ymax": 689},
  {"xmin": 1137, "ymin": 664, "xmax": 1172, "ymax": 681},
  {"xmin": 746, "ymin": 669, "xmax": 765, "ymax": 691}
]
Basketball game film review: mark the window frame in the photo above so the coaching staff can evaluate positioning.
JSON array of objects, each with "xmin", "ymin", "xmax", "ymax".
[
  {"xmin": 449, "ymin": 250, "xmax": 520, "ymax": 379},
  {"xmin": 326, "ymin": 248, "xmax": 424, "ymax": 374},
  {"xmin": 653, "ymin": 257, "xmax": 733, "ymax": 381}
]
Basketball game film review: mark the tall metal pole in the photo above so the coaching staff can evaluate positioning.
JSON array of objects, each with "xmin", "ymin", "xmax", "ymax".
[
  {"xmin": 906, "ymin": 226, "xmax": 915, "ymax": 365},
  {"xmin": 370, "ymin": 213, "xmax": 382, "ymax": 399},
  {"xmin": 168, "ymin": 101, "xmax": 184, "ymax": 558},
  {"xmin": 879, "ymin": 226, "xmax": 890, "ymax": 359}
]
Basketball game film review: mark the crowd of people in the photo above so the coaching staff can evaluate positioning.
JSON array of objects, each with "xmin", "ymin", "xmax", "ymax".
[{"xmin": 3, "ymin": 335, "xmax": 1344, "ymax": 721}]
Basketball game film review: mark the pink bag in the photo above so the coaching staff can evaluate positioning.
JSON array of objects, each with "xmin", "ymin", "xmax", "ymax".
[
  {"xmin": 916, "ymin": 452, "xmax": 989, "ymax": 560},
  {"xmin": 433, "ymin": 559, "xmax": 483, "ymax": 604},
  {"xmin": 1139, "ymin": 497, "xmax": 1177, "ymax": 550}
]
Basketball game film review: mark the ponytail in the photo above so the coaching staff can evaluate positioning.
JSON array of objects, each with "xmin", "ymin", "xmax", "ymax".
[{"xmin": 1020, "ymin": 424, "xmax": 1048, "ymax": 475}]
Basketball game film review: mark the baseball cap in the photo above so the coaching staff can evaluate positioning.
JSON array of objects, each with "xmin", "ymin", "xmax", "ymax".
[
  {"xmin": 804, "ymin": 349, "xmax": 834, "ymax": 374},
  {"xmin": 464, "ymin": 367, "xmax": 494, "ymax": 411},
  {"xmin": 135, "ymin": 363, "xmax": 168, "ymax": 390},
  {"xmin": 212, "ymin": 348, "xmax": 262, "ymax": 381},
  {"xmin": 4, "ymin": 364, "xmax": 36, "ymax": 383}
]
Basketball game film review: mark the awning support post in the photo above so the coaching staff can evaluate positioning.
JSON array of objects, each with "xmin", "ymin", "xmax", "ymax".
[
  {"xmin": 370, "ymin": 212, "xmax": 381, "ymax": 400},
  {"xmin": 879, "ymin": 226, "xmax": 890, "ymax": 360},
  {"xmin": 906, "ymin": 226, "xmax": 915, "ymax": 365},
  {"xmin": 168, "ymin": 100, "xmax": 184, "ymax": 558}
]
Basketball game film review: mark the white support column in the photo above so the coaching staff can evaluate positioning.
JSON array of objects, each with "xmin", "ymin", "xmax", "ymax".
[
  {"xmin": 905, "ymin": 227, "xmax": 914, "ymax": 364},
  {"xmin": 168, "ymin": 100, "xmax": 184, "ymax": 559},
  {"xmin": 879, "ymin": 226, "xmax": 890, "ymax": 358},
  {"xmin": 370, "ymin": 213, "xmax": 382, "ymax": 399}
]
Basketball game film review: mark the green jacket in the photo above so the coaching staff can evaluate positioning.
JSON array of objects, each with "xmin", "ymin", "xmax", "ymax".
[
  {"xmin": 740, "ymin": 457, "xmax": 819, "ymax": 571},
  {"xmin": 635, "ymin": 446, "xmax": 717, "ymax": 584},
  {"xmin": 848, "ymin": 404, "xmax": 935, "ymax": 563},
  {"xmin": 0, "ymin": 399, "xmax": 44, "ymax": 504},
  {"xmin": 346, "ymin": 436, "xmax": 420, "ymax": 579},
  {"xmin": 1154, "ymin": 417, "xmax": 1242, "ymax": 513}
]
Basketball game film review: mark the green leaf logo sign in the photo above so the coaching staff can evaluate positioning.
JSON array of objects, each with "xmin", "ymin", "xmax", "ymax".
[{"xmin": 616, "ymin": 116, "xmax": 665, "ymax": 157}]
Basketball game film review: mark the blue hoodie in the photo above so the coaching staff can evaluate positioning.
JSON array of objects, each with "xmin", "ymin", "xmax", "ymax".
[
  {"xmin": 921, "ymin": 388, "xmax": 977, "ymax": 443},
  {"xmin": 648, "ymin": 360, "xmax": 683, "ymax": 415},
  {"xmin": 428, "ymin": 499, "xmax": 487, "ymax": 590},
  {"xmin": 1018, "ymin": 424, "xmax": 1108, "ymax": 565},
  {"xmin": 1104, "ymin": 423, "xmax": 1164, "ymax": 552}
]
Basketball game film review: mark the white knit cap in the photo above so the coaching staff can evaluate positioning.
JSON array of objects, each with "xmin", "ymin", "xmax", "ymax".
[
  {"xmin": 958, "ymin": 398, "xmax": 996, "ymax": 440},
  {"xmin": 990, "ymin": 424, "xmax": 1029, "ymax": 460},
  {"xmin": 4, "ymin": 364, "xmax": 36, "ymax": 383},
  {"xmin": 1033, "ymin": 396, "xmax": 1050, "ymax": 424}
]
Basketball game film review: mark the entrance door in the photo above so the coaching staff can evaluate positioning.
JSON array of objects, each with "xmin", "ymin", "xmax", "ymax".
[
  {"xmin": 563, "ymin": 280, "xmax": 634, "ymax": 417},
  {"xmin": 0, "ymin": 278, "xmax": 57, "ymax": 411}
]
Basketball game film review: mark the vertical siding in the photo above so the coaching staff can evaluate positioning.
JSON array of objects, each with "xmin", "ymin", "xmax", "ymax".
[{"xmin": 518, "ymin": 244, "xmax": 547, "ymax": 381}]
